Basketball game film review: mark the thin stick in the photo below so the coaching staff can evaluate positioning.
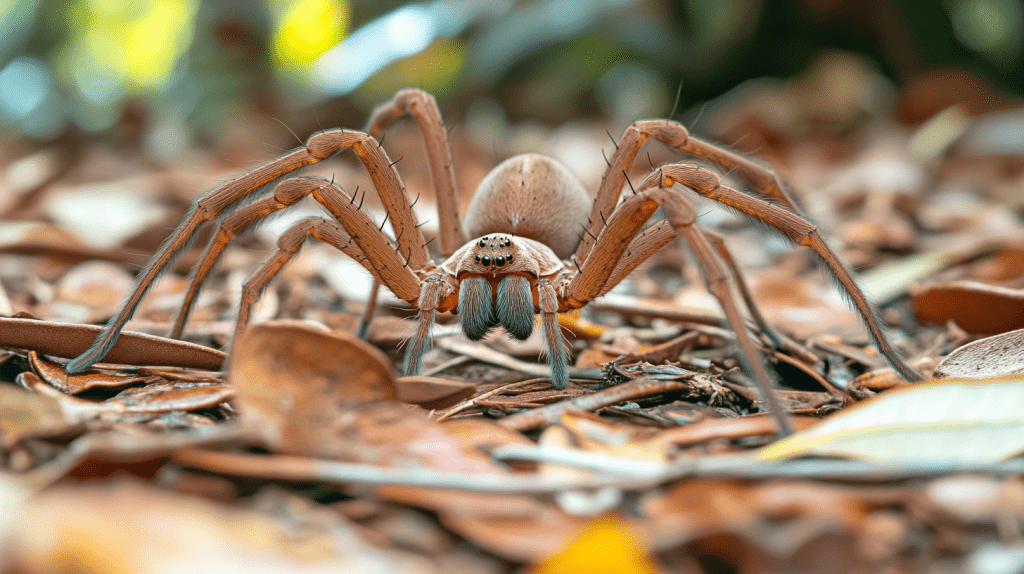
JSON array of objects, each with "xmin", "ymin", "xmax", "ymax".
[{"xmin": 434, "ymin": 378, "xmax": 548, "ymax": 422}]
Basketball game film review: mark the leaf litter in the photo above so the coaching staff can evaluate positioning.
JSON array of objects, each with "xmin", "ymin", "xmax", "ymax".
[{"xmin": 2, "ymin": 64, "xmax": 1024, "ymax": 573}]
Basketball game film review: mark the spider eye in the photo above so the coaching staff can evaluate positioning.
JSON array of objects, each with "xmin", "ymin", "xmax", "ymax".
[
  {"xmin": 495, "ymin": 255, "xmax": 506, "ymax": 266},
  {"xmin": 478, "ymin": 239, "xmax": 486, "ymax": 247},
  {"xmin": 481, "ymin": 255, "xmax": 491, "ymax": 266},
  {"xmin": 506, "ymin": 253, "xmax": 513, "ymax": 262},
  {"xmin": 474, "ymin": 255, "xmax": 480, "ymax": 263}
]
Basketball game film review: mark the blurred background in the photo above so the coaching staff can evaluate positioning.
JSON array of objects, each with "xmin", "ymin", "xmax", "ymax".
[
  {"xmin": 2, "ymin": 0, "xmax": 1024, "ymax": 339},
  {"xmin": 2, "ymin": 0, "xmax": 1022, "ymax": 147}
]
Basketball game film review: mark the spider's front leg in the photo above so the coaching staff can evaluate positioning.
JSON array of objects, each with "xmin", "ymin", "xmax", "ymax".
[{"xmin": 67, "ymin": 128, "xmax": 426, "ymax": 373}]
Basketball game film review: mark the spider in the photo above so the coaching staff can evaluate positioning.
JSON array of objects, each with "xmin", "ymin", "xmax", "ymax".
[{"xmin": 67, "ymin": 89, "xmax": 923, "ymax": 433}]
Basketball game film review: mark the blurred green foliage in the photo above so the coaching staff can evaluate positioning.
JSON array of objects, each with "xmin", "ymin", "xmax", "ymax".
[{"xmin": 1, "ymin": 0, "xmax": 1021, "ymax": 145}]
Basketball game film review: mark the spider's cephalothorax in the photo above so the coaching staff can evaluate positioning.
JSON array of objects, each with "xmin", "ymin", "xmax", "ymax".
[{"xmin": 68, "ymin": 88, "xmax": 924, "ymax": 435}]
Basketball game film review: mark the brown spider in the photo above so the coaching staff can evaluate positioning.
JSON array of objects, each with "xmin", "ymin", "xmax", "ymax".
[{"xmin": 68, "ymin": 89, "xmax": 923, "ymax": 433}]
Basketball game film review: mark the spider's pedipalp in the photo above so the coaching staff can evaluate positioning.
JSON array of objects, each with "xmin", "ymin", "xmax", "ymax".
[{"xmin": 538, "ymin": 281, "xmax": 569, "ymax": 390}]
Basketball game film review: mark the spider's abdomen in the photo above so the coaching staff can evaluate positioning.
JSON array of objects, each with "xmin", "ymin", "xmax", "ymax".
[{"xmin": 463, "ymin": 154, "xmax": 591, "ymax": 259}]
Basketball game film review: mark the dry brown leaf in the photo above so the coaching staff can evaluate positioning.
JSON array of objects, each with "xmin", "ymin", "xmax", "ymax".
[
  {"xmin": 438, "ymin": 418, "xmax": 536, "ymax": 455},
  {"xmin": 376, "ymin": 485, "xmax": 587, "ymax": 563},
  {"xmin": 28, "ymin": 351, "xmax": 147, "ymax": 394},
  {"xmin": 641, "ymin": 479, "xmax": 870, "ymax": 559},
  {"xmin": 650, "ymin": 414, "xmax": 820, "ymax": 448},
  {"xmin": 0, "ymin": 380, "xmax": 79, "ymax": 447},
  {"xmin": 395, "ymin": 376, "xmax": 476, "ymax": 410},
  {"xmin": 333, "ymin": 402, "xmax": 510, "ymax": 473},
  {"xmin": 104, "ymin": 381, "xmax": 234, "ymax": 414},
  {"xmin": 228, "ymin": 320, "xmax": 397, "ymax": 457},
  {"xmin": 0, "ymin": 317, "xmax": 225, "ymax": 370},
  {"xmin": 912, "ymin": 281, "xmax": 1024, "ymax": 333},
  {"xmin": 933, "ymin": 329, "xmax": 1024, "ymax": 379}
]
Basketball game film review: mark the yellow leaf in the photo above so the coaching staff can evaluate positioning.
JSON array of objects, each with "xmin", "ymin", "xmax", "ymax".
[{"xmin": 530, "ymin": 514, "xmax": 659, "ymax": 574}]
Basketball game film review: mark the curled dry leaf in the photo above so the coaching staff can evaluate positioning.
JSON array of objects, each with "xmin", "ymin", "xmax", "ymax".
[
  {"xmin": 228, "ymin": 320, "xmax": 396, "ymax": 456},
  {"xmin": 758, "ymin": 375, "xmax": 1024, "ymax": 463},
  {"xmin": 29, "ymin": 351, "xmax": 146, "ymax": 394},
  {"xmin": 394, "ymin": 375, "xmax": 476, "ymax": 410},
  {"xmin": 933, "ymin": 329, "xmax": 1024, "ymax": 379},
  {"xmin": 103, "ymin": 381, "xmax": 234, "ymax": 414},
  {"xmin": 0, "ymin": 317, "xmax": 225, "ymax": 370},
  {"xmin": 850, "ymin": 356, "xmax": 943, "ymax": 392},
  {"xmin": 912, "ymin": 281, "xmax": 1024, "ymax": 334}
]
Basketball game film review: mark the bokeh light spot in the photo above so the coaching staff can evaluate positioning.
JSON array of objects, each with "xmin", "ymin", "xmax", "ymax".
[
  {"xmin": 0, "ymin": 57, "xmax": 52, "ymax": 119},
  {"xmin": 272, "ymin": 0, "xmax": 350, "ymax": 71}
]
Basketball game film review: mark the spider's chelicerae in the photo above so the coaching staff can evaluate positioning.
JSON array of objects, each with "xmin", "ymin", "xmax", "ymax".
[{"xmin": 68, "ymin": 89, "xmax": 923, "ymax": 432}]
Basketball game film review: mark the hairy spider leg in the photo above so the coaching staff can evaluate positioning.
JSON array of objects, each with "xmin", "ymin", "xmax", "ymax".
[
  {"xmin": 566, "ymin": 188, "xmax": 795, "ymax": 436},
  {"xmin": 67, "ymin": 129, "xmax": 425, "ymax": 373},
  {"xmin": 575, "ymin": 119, "xmax": 922, "ymax": 382},
  {"xmin": 359, "ymin": 89, "xmax": 465, "ymax": 340}
]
